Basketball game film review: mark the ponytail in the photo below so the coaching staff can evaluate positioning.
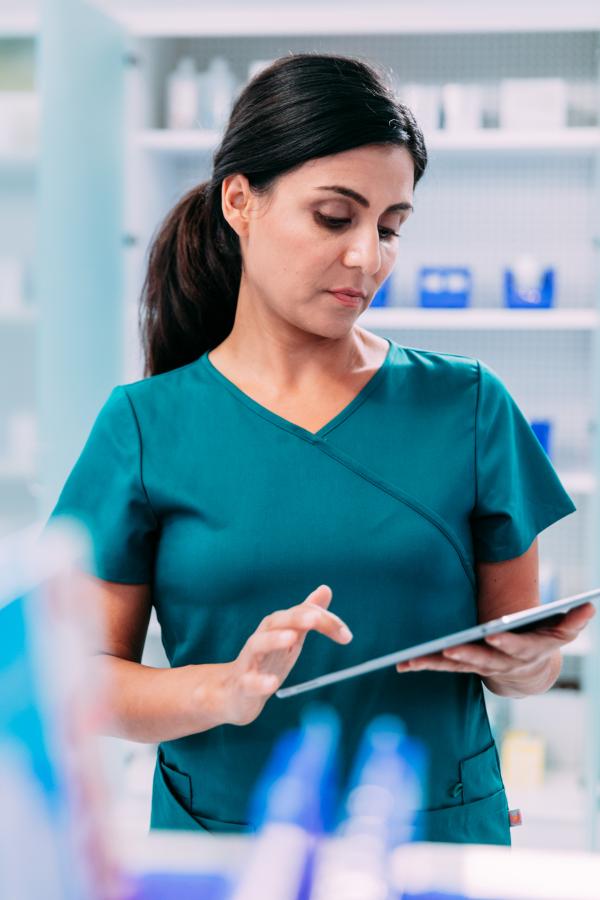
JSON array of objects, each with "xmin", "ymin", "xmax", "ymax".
[{"xmin": 139, "ymin": 179, "xmax": 241, "ymax": 377}]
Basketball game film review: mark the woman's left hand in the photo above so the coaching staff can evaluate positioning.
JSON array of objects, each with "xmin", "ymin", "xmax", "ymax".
[{"xmin": 395, "ymin": 603, "xmax": 596, "ymax": 685}]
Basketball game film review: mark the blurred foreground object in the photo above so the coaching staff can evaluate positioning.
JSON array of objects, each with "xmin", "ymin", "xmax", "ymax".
[{"xmin": 0, "ymin": 520, "xmax": 124, "ymax": 900}]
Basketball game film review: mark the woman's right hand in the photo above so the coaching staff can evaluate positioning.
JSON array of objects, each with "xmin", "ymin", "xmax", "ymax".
[{"xmin": 220, "ymin": 584, "xmax": 353, "ymax": 726}]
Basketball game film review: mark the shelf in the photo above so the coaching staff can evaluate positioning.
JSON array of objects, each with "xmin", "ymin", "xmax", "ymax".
[
  {"xmin": 0, "ymin": 462, "xmax": 35, "ymax": 482},
  {"xmin": 504, "ymin": 769, "xmax": 585, "ymax": 824},
  {"xmin": 0, "ymin": 10, "xmax": 39, "ymax": 37},
  {"xmin": 426, "ymin": 128, "xmax": 600, "ymax": 155},
  {"xmin": 0, "ymin": 307, "xmax": 37, "ymax": 325},
  {"xmin": 136, "ymin": 129, "xmax": 221, "ymax": 155},
  {"xmin": 559, "ymin": 472, "xmax": 596, "ymax": 495},
  {"xmin": 91, "ymin": 1, "xmax": 600, "ymax": 37},
  {"xmin": 0, "ymin": 152, "xmax": 37, "ymax": 174},
  {"xmin": 137, "ymin": 128, "xmax": 600, "ymax": 158},
  {"xmin": 562, "ymin": 631, "xmax": 592, "ymax": 657},
  {"xmin": 361, "ymin": 308, "xmax": 599, "ymax": 331}
]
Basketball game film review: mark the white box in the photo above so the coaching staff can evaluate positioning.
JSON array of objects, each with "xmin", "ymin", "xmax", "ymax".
[
  {"xmin": 0, "ymin": 92, "xmax": 39, "ymax": 155},
  {"xmin": 499, "ymin": 78, "xmax": 567, "ymax": 131}
]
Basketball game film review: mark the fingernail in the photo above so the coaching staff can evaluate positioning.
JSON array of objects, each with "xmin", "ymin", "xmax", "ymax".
[{"xmin": 338, "ymin": 624, "xmax": 353, "ymax": 643}]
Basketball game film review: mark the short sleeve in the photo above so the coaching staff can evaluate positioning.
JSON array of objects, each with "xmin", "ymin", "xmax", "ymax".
[
  {"xmin": 44, "ymin": 385, "xmax": 158, "ymax": 583},
  {"xmin": 471, "ymin": 360, "xmax": 576, "ymax": 563}
]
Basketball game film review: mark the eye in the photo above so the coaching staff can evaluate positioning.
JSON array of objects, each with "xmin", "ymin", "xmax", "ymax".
[{"xmin": 315, "ymin": 213, "xmax": 401, "ymax": 241}]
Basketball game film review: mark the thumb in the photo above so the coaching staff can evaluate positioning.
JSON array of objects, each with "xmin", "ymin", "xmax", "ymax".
[{"xmin": 304, "ymin": 584, "xmax": 333, "ymax": 610}]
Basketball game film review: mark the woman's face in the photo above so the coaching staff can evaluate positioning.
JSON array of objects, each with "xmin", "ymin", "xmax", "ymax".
[{"xmin": 221, "ymin": 143, "xmax": 415, "ymax": 338}]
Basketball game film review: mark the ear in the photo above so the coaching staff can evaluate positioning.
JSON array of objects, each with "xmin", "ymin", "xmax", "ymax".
[{"xmin": 221, "ymin": 172, "xmax": 254, "ymax": 237}]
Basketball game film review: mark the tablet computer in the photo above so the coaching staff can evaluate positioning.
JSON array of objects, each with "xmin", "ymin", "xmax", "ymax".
[{"xmin": 276, "ymin": 587, "xmax": 600, "ymax": 700}]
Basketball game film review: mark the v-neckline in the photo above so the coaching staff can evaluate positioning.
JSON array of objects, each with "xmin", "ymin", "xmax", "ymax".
[{"xmin": 199, "ymin": 338, "xmax": 394, "ymax": 441}]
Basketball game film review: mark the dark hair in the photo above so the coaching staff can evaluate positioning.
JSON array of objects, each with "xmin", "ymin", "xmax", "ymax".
[{"xmin": 139, "ymin": 52, "xmax": 427, "ymax": 377}]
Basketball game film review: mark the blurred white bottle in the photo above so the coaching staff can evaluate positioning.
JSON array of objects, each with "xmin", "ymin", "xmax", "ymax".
[
  {"xmin": 201, "ymin": 56, "xmax": 237, "ymax": 130},
  {"xmin": 166, "ymin": 56, "xmax": 201, "ymax": 130}
]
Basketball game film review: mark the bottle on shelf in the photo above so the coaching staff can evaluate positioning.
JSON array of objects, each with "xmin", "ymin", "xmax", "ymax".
[
  {"xmin": 166, "ymin": 56, "xmax": 201, "ymax": 130},
  {"xmin": 199, "ymin": 56, "xmax": 237, "ymax": 131}
]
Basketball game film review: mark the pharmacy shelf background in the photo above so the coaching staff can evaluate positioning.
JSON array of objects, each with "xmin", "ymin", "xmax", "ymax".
[
  {"xmin": 0, "ymin": 23, "xmax": 38, "ymax": 539},
  {"xmin": 5, "ymin": 0, "xmax": 600, "ymax": 854}
]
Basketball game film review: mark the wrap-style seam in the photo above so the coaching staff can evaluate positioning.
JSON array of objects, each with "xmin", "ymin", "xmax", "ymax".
[{"xmin": 314, "ymin": 438, "xmax": 477, "ymax": 592}]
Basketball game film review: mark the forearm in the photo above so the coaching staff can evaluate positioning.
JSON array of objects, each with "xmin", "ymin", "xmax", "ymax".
[
  {"xmin": 482, "ymin": 650, "xmax": 562, "ymax": 698},
  {"xmin": 94, "ymin": 654, "xmax": 233, "ymax": 743}
]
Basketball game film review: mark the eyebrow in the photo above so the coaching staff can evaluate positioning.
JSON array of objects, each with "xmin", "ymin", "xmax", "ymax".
[{"xmin": 315, "ymin": 185, "xmax": 413, "ymax": 213}]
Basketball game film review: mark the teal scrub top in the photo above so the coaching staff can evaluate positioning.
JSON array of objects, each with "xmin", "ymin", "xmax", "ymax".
[{"xmin": 46, "ymin": 337, "xmax": 576, "ymax": 845}]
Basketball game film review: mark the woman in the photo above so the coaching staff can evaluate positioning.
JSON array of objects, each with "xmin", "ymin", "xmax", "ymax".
[{"xmin": 46, "ymin": 53, "xmax": 594, "ymax": 845}]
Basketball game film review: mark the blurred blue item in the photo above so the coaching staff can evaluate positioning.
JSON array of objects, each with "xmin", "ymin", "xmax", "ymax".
[
  {"xmin": 371, "ymin": 275, "xmax": 393, "ymax": 307},
  {"xmin": 0, "ymin": 522, "xmax": 115, "ymax": 900},
  {"xmin": 232, "ymin": 705, "xmax": 340, "ymax": 900},
  {"xmin": 341, "ymin": 714, "xmax": 427, "ymax": 846},
  {"xmin": 530, "ymin": 419, "xmax": 552, "ymax": 457},
  {"xmin": 308, "ymin": 716, "xmax": 427, "ymax": 899},
  {"xmin": 504, "ymin": 268, "xmax": 554, "ymax": 308},
  {"xmin": 402, "ymin": 894, "xmax": 472, "ymax": 899},
  {"xmin": 132, "ymin": 872, "xmax": 230, "ymax": 900},
  {"xmin": 418, "ymin": 267, "xmax": 471, "ymax": 308},
  {"xmin": 247, "ymin": 703, "xmax": 341, "ymax": 833}
]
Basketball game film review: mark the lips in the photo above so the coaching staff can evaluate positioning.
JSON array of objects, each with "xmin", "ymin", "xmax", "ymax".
[{"xmin": 328, "ymin": 290, "xmax": 364, "ymax": 307}]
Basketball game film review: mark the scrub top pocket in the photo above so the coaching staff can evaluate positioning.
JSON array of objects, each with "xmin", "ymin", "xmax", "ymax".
[
  {"xmin": 417, "ymin": 787, "xmax": 511, "ymax": 845},
  {"xmin": 416, "ymin": 741, "xmax": 511, "ymax": 845},
  {"xmin": 151, "ymin": 747, "xmax": 256, "ymax": 835},
  {"xmin": 151, "ymin": 750, "xmax": 205, "ymax": 832}
]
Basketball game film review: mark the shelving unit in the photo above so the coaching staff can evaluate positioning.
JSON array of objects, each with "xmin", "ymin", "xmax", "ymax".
[
  {"xmin": 86, "ymin": 1, "xmax": 600, "ymax": 849},
  {"xmin": 136, "ymin": 126, "xmax": 600, "ymax": 156},
  {"xmin": 0, "ymin": 14, "xmax": 39, "ymax": 539}
]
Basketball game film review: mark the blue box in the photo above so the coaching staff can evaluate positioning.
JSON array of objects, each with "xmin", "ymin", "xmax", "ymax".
[
  {"xmin": 371, "ymin": 276, "xmax": 393, "ymax": 307},
  {"xmin": 504, "ymin": 269, "xmax": 554, "ymax": 308},
  {"xmin": 418, "ymin": 267, "xmax": 471, "ymax": 308},
  {"xmin": 530, "ymin": 420, "xmax": 552, "ymax": 457}
]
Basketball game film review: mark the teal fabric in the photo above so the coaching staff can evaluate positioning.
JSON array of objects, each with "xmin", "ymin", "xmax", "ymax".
[{"xmin": 46, "ymin": 338, "xmax": 575, "ymax": 844}]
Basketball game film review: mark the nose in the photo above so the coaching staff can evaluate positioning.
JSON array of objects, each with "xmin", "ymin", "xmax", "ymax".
[{"xmin": 342, "ymin": 226, "xmax": 382, "ymax": 276}]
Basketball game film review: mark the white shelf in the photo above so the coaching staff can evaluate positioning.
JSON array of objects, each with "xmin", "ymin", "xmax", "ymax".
[
  {"xmin": 0, "ymin": 462, "xmax": 35, "ymax": 481},
  {"xmin": 505, "ymin": 769, "xmax": 585, "ymax": 824},
  {"xmin": 137, "ymin": 128, "xmax": 600, "ymax": 158},
  {"xmin": 361, "ymin": 308, "xmax": 599, "ymax": 331},
  {"xmin": 0, "ymin": 152, "xmax": 37, "ymax": 172},
  {"xmin": 426, "ymin": 128, "xmax": 600, "ymax": 154},
  {"xmin": 562, "ymin": 631, "xmax": 593, "ymax": 657},
  {"xmin": 136, "ymin": 129, "xmax": 221, "ymax": 154},
  {"xmin": 559, "ymin": 472, "xmax": 597, "ymax": 495},
  {"xmin": 0, "ymin": 10, "xmax": 39, "ymax": 37},
  {"xmin": 0, "ymin": 307, "xmax": 37, "ymax": 325},
  {"xmin": 91, "ymin": 1, "xmax": 600, "ymax": 37}
]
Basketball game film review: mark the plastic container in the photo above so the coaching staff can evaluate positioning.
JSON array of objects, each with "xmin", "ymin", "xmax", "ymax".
[
  {"xmin": 231, "ymin": 705, "xmax": 341, "ymax": 900},
  {"xmin": 166, "ymin": 57, "xmax": 201, "ymax": 130},
  {"xmin": 200, "ymin": 57, "xmax": 237, "ymax": 131},
  {"xmin": 530, "ymin": 420, "xmax": 552, "ymax": 457},
  {"xmin": 441, "ymin": 83, "xmax": 483, "ymax": 131},
  {"xmin": 499, "ymin": 78, "xmax": 567, "ymax": 130},
  {"xmin": 504, "ymin": 255, "xmax": 554, "ymax": 308},
  {"xmin": 418, "ymin": 267, "xmax": 472, "ymax": 308}
]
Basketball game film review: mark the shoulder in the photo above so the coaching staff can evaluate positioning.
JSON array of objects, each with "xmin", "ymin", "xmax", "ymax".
[
  {"xmin": 387, "ymin": 339, "xmax": 482, "ymax": 390},
  {"xmin": 116, "ymin": 356, "xmax": 207, "ymax": 414}
]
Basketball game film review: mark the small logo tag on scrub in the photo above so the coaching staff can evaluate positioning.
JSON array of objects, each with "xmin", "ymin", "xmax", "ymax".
[{"xmin": 509, "ymin": 808, "xmax": 523, "ymax": 827}]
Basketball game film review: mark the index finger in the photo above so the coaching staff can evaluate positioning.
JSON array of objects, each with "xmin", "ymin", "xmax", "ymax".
[{"xmin": 260, "ymin": 604, "xmax": 353, "ymax": 644}]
